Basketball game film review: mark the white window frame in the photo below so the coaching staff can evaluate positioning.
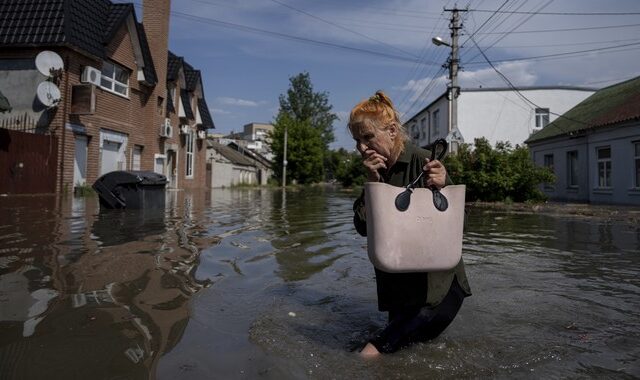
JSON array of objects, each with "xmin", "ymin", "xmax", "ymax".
[
  {"xmin": 634, "ymin": 142, "xmax": 640, "ymax": 189},
  {"xmin": 100, "ymin": 61, "xmax": 129, "ymax": 97},
  {"xmin": 596, "ymin": 146, "xmax": 612, "ymax": 188},
  {"xmin": 185, "ymin": 130, "xmax": 194, "ymax": 178},
  {"xmin": 567, "ymin": 150, "xmax": 579, "ymax": 188},
  {"xmin": 535, "ymin": 108, "xmax": 550, "ymax": 129}
]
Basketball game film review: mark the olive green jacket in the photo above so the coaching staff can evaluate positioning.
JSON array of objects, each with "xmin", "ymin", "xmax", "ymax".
[{"xmin": 353, "ymin": 143, "xmax": 472, "ymax": 310}]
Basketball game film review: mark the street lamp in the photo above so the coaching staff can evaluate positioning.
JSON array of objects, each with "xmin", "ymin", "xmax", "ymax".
[
  {"xmin": 431, "ymin": 36, "xmax": 450, "ymax": 47},
  {"xmin": 432, "ymin": 24, "xmax": 463, "ymax": 153}
]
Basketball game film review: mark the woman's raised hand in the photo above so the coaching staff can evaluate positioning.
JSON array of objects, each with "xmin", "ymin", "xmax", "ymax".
[
  {"xmin": 362, "ymin": 149, "xmax": 387, "ymax": 182},
  {"xmin": 423, "ymin": 158, "xmax": 447, "ymax": 189}
]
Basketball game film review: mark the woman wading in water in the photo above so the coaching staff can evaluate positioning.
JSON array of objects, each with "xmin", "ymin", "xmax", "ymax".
[{"xmin": 348, "ymin": 91, "xmax": 472, "ymax": 357}]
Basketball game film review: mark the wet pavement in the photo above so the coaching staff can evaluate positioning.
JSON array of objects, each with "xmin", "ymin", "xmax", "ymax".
[{"xmin": 0, "ymin": 188, "xmax": 638, "ymax": 379}]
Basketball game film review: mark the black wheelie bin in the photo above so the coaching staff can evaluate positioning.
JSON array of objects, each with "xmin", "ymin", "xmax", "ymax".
[{"xmin": 93, "ymin": 171, "xmax": 167, "ymax": 209}]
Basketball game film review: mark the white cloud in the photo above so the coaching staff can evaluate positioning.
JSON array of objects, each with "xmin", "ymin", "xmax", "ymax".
[
  {"xmin": 459, "ymin": 61, "xmax": 537, "ymax": 88},
  {"xmin": 210, "ymin": 108, "xmax": 230, "ymax": 115},
  {"xmin": 216, "ymin": 97, "xmax": 264, "ymax": 107}
]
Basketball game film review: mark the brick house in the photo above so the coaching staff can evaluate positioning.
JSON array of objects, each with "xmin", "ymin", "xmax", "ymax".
[{"xmin": 0, "ymin": 0, "xmax": 213, "ymax": 194}]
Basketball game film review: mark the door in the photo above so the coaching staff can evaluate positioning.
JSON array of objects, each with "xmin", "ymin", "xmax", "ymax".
[
  {"xmin": 73, "ymin": 135, "xmax": 88, "ymax": 186},
  {"xmin": 100, "ymin": 140, "xmax": 121, "ymax": 175},
  {"xmin": 166, "ymin": 150, "xmax": 177, "ymax": 188}
]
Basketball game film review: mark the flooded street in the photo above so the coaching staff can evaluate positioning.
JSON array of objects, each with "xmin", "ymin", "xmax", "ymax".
[{"xmin": 0, "ymin": 187, "xmax": 639, "ymax": 379}]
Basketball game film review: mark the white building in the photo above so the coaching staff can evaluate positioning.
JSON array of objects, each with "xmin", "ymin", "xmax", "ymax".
[{"xmin": 404, "ymin": 86, "xmax": 596, "ymax": 148}]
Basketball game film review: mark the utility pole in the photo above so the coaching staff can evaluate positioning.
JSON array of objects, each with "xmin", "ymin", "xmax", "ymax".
[
  {"xmin": 281, "ymin": 126, "xmax": 287, "ymax": 187},
  {"xmin": 443, "ymin": 7, "xmax": 466, "ymax": 153}
]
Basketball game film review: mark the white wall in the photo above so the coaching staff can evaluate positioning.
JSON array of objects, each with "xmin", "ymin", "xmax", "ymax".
[
  {"xmin": 459, "ymin": 89, "xmax": 594, "ymax": 147},
  {"xmin": 406, "ymin": 88, "xmax": 595, "ymax": 148}
]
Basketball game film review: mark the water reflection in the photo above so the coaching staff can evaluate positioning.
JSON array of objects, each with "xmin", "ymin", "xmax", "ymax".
[
  {"xmin": 0, "ymin": 192, "xmax": 210, "ymax": 378},
  {"xmin": 1, "ymin": 191, "xmax": 639, "ymax": 379}
]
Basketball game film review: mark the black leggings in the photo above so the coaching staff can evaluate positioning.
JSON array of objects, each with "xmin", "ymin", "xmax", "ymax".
[{"xmin": 369, "ymin": 280, "xmax": 466, "ymax": 354}]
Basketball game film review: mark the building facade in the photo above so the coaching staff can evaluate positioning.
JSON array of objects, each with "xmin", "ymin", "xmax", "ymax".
[
  {"xmin": 0, "ymin": 0, "xmax": 213, "ymax": 195},
  {"xmin": 527, "ymin": 76, "xmax": 640, "ymax": 205},
  {"xmin": 404, "ymin": 86, "xmax": 595, "ymax": 149}
]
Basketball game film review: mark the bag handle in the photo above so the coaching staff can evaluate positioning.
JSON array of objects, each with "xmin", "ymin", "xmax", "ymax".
[{"xmin": 394, "ymin": 139, "xmax": 449, "ymax": 212}]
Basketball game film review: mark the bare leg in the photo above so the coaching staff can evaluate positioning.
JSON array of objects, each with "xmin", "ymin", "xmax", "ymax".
[{"xmin": 359, "ymin": 343, "xmax": 380, "ymax": 359}]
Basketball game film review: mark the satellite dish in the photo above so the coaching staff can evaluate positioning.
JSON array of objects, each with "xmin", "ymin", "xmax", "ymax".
[
  {"xmin": 35, "ymin": 50, "xmax": 64, "ymax": 77},
  {"xmin": 36, "ymin": 81, "xmax": 61, "ymax": 107}
]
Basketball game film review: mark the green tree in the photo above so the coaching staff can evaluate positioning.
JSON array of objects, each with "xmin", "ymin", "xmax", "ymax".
[
  {"xmin": 271, "ymin": 113, "xmax": 324, "ymax": 185},
  {"xmin": 278, "ymin": 72, "xmax": 337, "ymax": 151},
  {"xmin": 324, "ymin": 148, "xmax": 367, "ymax": 187},
  {"xmin": 444, "ymin": 137, "xmax": 555, "ymax": 202}
]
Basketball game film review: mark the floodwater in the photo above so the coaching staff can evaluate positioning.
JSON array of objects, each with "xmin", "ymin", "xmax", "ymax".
[{"xmin": 0, "ymin": 187, "xmax": 638, "ymax": 379}]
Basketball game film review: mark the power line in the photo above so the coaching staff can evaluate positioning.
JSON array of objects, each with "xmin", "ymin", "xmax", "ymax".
[
  {"xmin": 475, "ymin": 22, "xmax": 640, "ymax": 34},
  {"xmin": 465, "ymin": 41, "xmax": 640, "ymax": 65},
  {"xmin": 466, "ymin": 32, "xmax": 591, "ymax": 132},
  {"xmin": 267, "ymin": 0, "xmax": 420, "ymax": 59},
  {"xmin": 469, "ymin": 9, "xmax": 640, "ymax": 16},
  {"xmin": 164, "ymin": 10, "xmax": 443, "ymax": 66}
]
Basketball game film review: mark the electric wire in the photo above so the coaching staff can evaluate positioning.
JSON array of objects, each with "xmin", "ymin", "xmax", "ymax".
[
  {"xmin": 468, "ymin": 9, "xmax": 640, "ymax": 16},
  {"xmin": 466, "ymin": 31, "xmax": 591, "ymax": 133},
  {"xmin": 267, "ymin": 0, "xmax": 421, "ymax": 59}
]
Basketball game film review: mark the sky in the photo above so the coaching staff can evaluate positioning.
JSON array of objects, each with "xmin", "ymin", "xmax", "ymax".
[{"xmin": 139, "ymin": 0, "xmax": 640, "ymax": 150}]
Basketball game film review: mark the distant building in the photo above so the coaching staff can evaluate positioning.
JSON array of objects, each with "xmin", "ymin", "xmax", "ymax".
[
  {"xmin": 404, "ymin": 86, "xmax": 596, "ymax": 149},
  {"xmin": 207, "ymin": 141, "xmax": 260, "ymax": 187},
  {"xmin": 526, "ymin": 76, "xmax": 640, "ymax": 205}
]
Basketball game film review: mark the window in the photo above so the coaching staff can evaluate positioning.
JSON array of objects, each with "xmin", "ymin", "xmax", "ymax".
[
  {"xmin": 543, "ymin": 154, "xmax": 554, "ymax": 189},
  {"xmin": 535, "ymin": 108, "xmax": 550, "ymax": 129},
  {"xmin": 596, "ymin": 147, "xmax": 611, "ymax": 188},
  {"xmin": 100, "ymin": 61, "xmax": 129, "ymax": 96},
  {"xmin": 432, "ymin": 109, "xmax": 440, "ymax": 138},
  {"xmin": 634, "ymin": 142, "xmax": 640, "ymax": 188},
  {"xmin": 567, "ymin": 151, "xmax": 578, "ymax": 187},
  {"xmin": 185, "ymin": 130, "xmax": 194, "ymax": 178},
  {"xmin": 420, "ymin": 117, "xmax": 427, "ymax": 140}
]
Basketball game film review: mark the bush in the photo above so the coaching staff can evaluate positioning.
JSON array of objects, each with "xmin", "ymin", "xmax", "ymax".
[{"xmin": 444, "ymin": 137, "xmax": 554, "ymax": 202}]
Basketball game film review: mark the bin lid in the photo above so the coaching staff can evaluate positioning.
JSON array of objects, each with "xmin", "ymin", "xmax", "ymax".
[{"xmin": 95, "ymin": 170, "xmax": 167, "ymax": 187}]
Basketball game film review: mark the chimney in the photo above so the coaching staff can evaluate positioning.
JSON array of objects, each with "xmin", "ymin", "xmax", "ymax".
[{"xmin": 142, "ymin": 0, "xmax": 171, "ymax": 90}]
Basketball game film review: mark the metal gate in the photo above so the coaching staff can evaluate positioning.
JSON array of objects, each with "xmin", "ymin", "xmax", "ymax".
[{"xmin": 0, "ymin": 129, "xmax": 58, "ymax": 194}]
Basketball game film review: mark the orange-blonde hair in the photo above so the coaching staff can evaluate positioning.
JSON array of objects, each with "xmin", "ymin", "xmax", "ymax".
[{"xmin": 348, "ymin": 90, "xmax": 408, "ymax": 154}]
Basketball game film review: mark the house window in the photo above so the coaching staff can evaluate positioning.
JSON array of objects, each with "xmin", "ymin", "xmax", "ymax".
[
  {"xmin": 634, "ymin": 142, "xmax": 640, "ymax": 188},
  {"xmin": 432, "ymin": 110, "xmax": 440, "ymax": 138},
  {"xmin": 185, "ymin": 130, "xmax": 194, "ymax": 178},
  {"xmin": 596, "ymin": 146, "xmax": 611, "ymax": 188},
  {"xmin": 543, "ymin": 154, "xmax": 554, "ymax": 189},
  {"xmin": 420, "ymin": 118, "xmax": 427, "ymax": 140},
  {"xmin": 535, "ymin": 108, "xmax": 550, "ymax": 129},
  {"xmin": 100, "ymin": 61, "xmax": 129, "ymax": 97},
  {"xmin": 567, "ymin": 150, "xmax": 578, "ymax": 187}
]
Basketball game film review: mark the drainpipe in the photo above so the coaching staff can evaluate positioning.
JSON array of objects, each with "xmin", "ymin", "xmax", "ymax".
[{"xmin": 59, "ymin": 55, "xmax": 70, "ymax": 194}]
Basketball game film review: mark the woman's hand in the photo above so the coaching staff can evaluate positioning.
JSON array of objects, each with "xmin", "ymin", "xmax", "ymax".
[
  {"xmin": 362, "ymin": 149, "xmax": 387, "ymax": 182},
  {"xmin": 423, "ymin": 158, "xmax": 447, "ymax": 189}
]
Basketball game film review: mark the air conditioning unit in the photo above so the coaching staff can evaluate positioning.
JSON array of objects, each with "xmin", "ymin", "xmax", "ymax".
[
  {"xmin": 197, "ymin": 130, "xmax": 206, "ymax": 140},
  {"xmin": 179, "ymin": 125, "xmax": 190, "ymax": 135},
  {"xmin": 81, "ymin": 66, "xmax": 101, "ymax": 86},
  {"xmin": 159, "ymin": 118, "xmax": 173, "ymax": 138}
]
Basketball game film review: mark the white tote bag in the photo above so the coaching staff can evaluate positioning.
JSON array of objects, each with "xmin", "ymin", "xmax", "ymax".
[{"xmin": 364, "ymin": 182, "xmax": 466, "ymax": 273}]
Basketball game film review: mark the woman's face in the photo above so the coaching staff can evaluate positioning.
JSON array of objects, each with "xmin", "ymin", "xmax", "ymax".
[{"xmin": 352, "ymin": 123, "xmax": 396, "ymax": 159}]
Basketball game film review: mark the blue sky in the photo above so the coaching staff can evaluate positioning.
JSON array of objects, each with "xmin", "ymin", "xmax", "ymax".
[{"xmin": 140, "ymin": 0, "xmax": 640, "ymax": 150}]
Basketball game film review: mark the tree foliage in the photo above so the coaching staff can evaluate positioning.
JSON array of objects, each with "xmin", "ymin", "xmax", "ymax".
[
  {"xmin": 444, "ymin": 137, "xmax": 555, "ymax": 202},
  {"xmin": 271, "ymin": 113, "xmax": 324, "ymax": 185},
  {"xmin": 326, "ymin": 148, "xmax": 367, "ymax": 187},
  {"xmin": 278, "ymin": 72, "xmax": 337, "ymax": 150}
]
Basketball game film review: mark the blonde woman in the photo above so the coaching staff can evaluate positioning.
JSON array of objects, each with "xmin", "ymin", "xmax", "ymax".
[{"xmin": 349, "ymin": 91, "xmax": 472, "ymax": 357}]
